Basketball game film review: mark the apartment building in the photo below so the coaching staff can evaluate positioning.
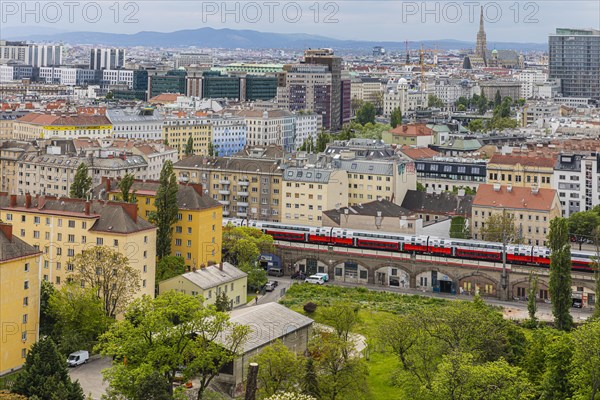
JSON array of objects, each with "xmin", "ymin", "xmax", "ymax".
[
  {"xmin": 521, "ymin": 101, "xmax": 560, "ymax": 127},
  {"xmin": 351, "ymin": 77, "xmax": 385, "ymax": 105},
  {"xmin": 383, "ymin": 124, "xmax": 435, "ymax": 147},
  {"xmin": 15, "ymin": 152, "xmax": 148, "ymax": 197},
  {"xmin": 281, "ymin": 167, "xmax": 349, "ymax": 226},
  {"xmin": 487, "ymin": 154, "xmax": 555, "ymax": 189},
  {"xmin": 98, "ymin": 179, "xmax": 222, "ymax": 267},
  {"xmin": 515, "ymin": 69, "xmax": 547, "ymax": 99},
  {"xmin": 415, "ymin": 157, "xmax": 487, "ymax": 192},
  {"xmin": 208, "ymin": 114, "xmax": 248, "ymax": 157},
  {"xmin": 0, "ymin": 141, "xmax": 36, "ymax": 194},
  {"xmin": 131, "ymin": 143, "xmax": 178, "ymax": 181},
  {"xmin": 383, "ymin": 79, "xmax": 427, "ymax": 117},
  {"xmin": 38, "ymin": 67, "xmax": 99, "ymax": 86},
  {"xmin": 173, "ymin": 155, "xmax": 283, "ymax": 221},
  {"xmin": 163, "ymin": 118, "xmax": 212, "ymax": 159},
  {"xmin": 0, "ymin": 223, "xmax": 42, "ymax": 376},
  {"xmin": 553, "ymin": 152, "xmax": 600, "ymax": 217},
  {"xmin": 13, "ymin": 113, "xmax": 112, "ymax": 140},
  {"xmin": 293, "ymin": 112, "xmax": 322, "ymax": 150},
  {"xmin": 0, "ymin": 194, "xmax": 156, "ymax": 296},
  {"xmin": 159, "ymin": 262, "xmax": 247, "ymax": 308},
  {"xmin": 107, "ymin": 108, "xmax": 164, "ymax": 140},
  {"xmin": 471, "ymin": 184, "xmax": 561, "ymax": 246},
  {"xmin": 90, "ymin": 48, "xmax": 126, "ymax": 70},
  {"xmin": 235, "ymin": 109, "xmax": 295, "ymax": 152}
]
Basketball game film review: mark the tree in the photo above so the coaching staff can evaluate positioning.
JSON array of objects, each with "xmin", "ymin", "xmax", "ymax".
[
  {"xmin": 97, "ymin": 291, "xmax": 250, "ymax": 399},
  {"xmin": 72, "ymin": 245, "xmax": 141, "ymax": 317},
  {"xmin": 150, "ymin": 160, "xmax": 179, "ymax": 259},
  {"xmin": 451, "ymin": 186, "xmax": 477, "ymax": 196},
  {"xmin": 350, "ymin": 98, "xmax": 364, "ymax": 116},
  {"xmin": 222, "ymin": 225, "xmax": 273, "ymax": 290},
  {"xmin": 316, "ymin": 130, "xmax": 331, "ymax": 152},
  {"xmin": 570, "ymin": 319, "xmax": 600, "ymax": 399},
  {"xmin": 416, "ymin": 182, "xmax": 426, "ymax": 192},
  {"xmin": 321, "ymin": 303, "xmax": 361, "ymax": 360},
  {"xmin": 430, "ymin": 352, "xmax": 534, "ymax": 400},
  {"xmin": 539, "ymin": 332, "xmax": 573, "ymax": 399},
  {"xmin": 390, "ymin": 107, "xmax": 402, "ymax": 128},
  {"xmin": 214, "ymin": 292, "xmax": 231, "ymax": 312},
  {"xmin": 303, "ymin": 358, "xmax": 320, "ymax": 398},
  {"xmin": 132, "ymin": 371, "xmax": 173, "ymax": 400},
  {"xmin": 527, "ymin": 272, "xmax": 539, "ymax": 327},
  {"xmin": 299, "ymin": 136, "xmax": 315, "ymax": 153},
  {"xmin": 308, "ymin": 330, "xmax": 369, "ymax": 400},
  {"xmin": 105, "ymin": 91, "xmax": 114, "ymax": 100},
  {"xmin": 468, "ymin": 119, "xmax": 485, "ymax": 133},
  {"xmin": 450, "ymin": 216, "xmax": 469, "ymax": 239},
  {"xmin": 457, "ymin": 104, "xmax": 466, "ymax": 111},
  {"xmin": 49, "ymin": 283, "xmax": 111, "ymax": 355},
  {"xmin": 477, "ymin": 95, "xmax": 488, "ymax": 115},
  {"xmin": 568, "ymin": 210, "xmax": 600, "ymax": 250},
  {"xmin": 155, "ymin": 255, "xmax": 186, "ymax": 284},
  {"xmin": 480, "ymin": 211, "xmax": 520, "ymax": 243},
  {"xmin": 117, "ymin": 173, "xmax": 137, "ymax": 203},
  {"xmin": 355, "ymin": 103, "xmax": 375, "ymax": 125},
  {"xmin": 494, "ymin": 90, "xmax": 502, "ymax": 107},
  {"xmin": 70, "ymin": 163, "xmax": 92, "ymax": 199},
  {"xmin": 185, "ymin": 136, "xmax": 194, "ymax": 156},
  {"xmin": 39, "ymin": 280, "xmax": 56, "ymax": 337},
  {"xmin": 12, "ymin": 337, "xmax": 85, "ymax": 400},
  {"xmin": 427, "ymin": 94, "xmax": 444, "ymax": 108},
  {"xmin": 548, "ymin": 217, "xmax": 573, "ymax": 331},
  {"xmin": 251, "ymin": 340, "xmax": 304, "ymax": 397}
]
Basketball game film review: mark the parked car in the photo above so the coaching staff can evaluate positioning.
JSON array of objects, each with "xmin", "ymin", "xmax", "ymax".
[
  {"xmin": 67, "ymin": 350, "xmax": 89, "ymax": 367},
  {"xmin": 265, "ymin": 281, "xmax": 277, "ymax": 292},
  {"xmin": 314, "ymin": 273, "xmax": 329, "ymax": 282},
  {"xmin": 267, "ymin": 267, "xmax": 284, "ymax": 277},
  {"xmin": 305, "ymin": 275, "xmax": 325, "ymax": 285},
  {"xmin": 572, "ymin": 298, "xmax": 583, "ymax": 308}
]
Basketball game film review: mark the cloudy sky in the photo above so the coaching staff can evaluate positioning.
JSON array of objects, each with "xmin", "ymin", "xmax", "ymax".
[{"xmin": 2, "ymin": 1, "xmax": 599, "ymax": 42}]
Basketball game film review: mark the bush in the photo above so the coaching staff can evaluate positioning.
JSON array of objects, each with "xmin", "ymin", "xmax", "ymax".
[{"xmin": 303, "ymin": 302, "xmax": 318, "ymax": 314}]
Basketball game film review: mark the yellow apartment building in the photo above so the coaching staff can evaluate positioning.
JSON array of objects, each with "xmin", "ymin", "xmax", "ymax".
[
  {"xmin": 281, "ymin": 168, "xmax": 349, "ymax": 226},
  {"xmin": 0, "ymin": 223, "xmax": 42, "ymax": 376},
  {"xmin": 97, "ymin": 178, "xmax": 222, "ymax": 268},
  {"xmin": 0, "ymin": 194, "xmax": 156, "ymax": 297},
  {"xmin": 173, "ymin": 155, "xmax": 284, "ymax": 221},
  {"xmin": 487, "ymin": 154, "xmax": 555, "ymax": 189},
  {"xmin": 163, "ymin": 118, "xmax": 213, "ymax": 159},
  {"xmin": 12, "ymin": 113, "xmax": 112, "ymax": 140},
  {"xmin": 471, "ymin": 184, "xmax": 561, "ymax": 246},
  {"xmin": 158, "ymin": 262, "xmax": 247, "ymax": 308}
]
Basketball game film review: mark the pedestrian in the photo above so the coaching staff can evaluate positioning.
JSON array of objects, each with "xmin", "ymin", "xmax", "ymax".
[{"xmin": 255, "ymin": 296, "xmax": 259, "ymax": 304}]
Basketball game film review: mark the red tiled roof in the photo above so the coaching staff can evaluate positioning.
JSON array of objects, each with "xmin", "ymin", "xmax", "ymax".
[
  {"xmin": 399, "ymin": 146, "xmax": 439, "ymax": 160},
  {"xmin": 389, "ymin": 124, "xmax": 435, "ymax": 137},
  {"xmin": 473, "ymin": 184, "xmax": 557, "ymax": 211},
  {"xmin": 149, "ymin": 93, "xmax": 180, "ymax": 103},
  {"xmin": 16, "ymin": 113, "xmax": 110, "ymax": 126},
  {"xmin": 488, "ymin": 154, "xmax": 556, "ymax": 168}
]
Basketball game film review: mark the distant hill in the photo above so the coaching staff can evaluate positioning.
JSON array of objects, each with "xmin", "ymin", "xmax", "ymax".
[{"xmin": 4, "ymin": 27, "xmax": 547, "ymax": 52}]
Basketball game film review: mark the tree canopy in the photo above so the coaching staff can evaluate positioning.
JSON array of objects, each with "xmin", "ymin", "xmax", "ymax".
[
  {"xmin": 117, "ymin": 173, "xmax": 137, "ymax": 203},
  {"xmin": 150, "ymin": 160, "xmax": 179, "ymax": 259},
  {"xmin": 480, "ymin": 212, "xmax": 521, "ymax": 243},
  {"xmin": 548, "ymin": 217, "xmax": 573, "ymax": 331},
  {"xmin": 355, "ymin": 103, "xmax": 376, "ymax": 125},
  {"xmin": 69, "ymin": 163, "xmax": 92, "ymax": 199}
]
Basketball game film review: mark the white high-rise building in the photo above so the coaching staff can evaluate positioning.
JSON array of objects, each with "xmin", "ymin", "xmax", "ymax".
[
  {"xmin": 554, "ymin": 153, "xmax": 600, "ymax": 217},
  {"xmin": 90, "ymin": 48, "xmax": 126, "ymax": 70},
  {"xmin": 515, "ymin": 69, "xmax": 547, "ymax": 99},
  {"xmin": 0, "ymin": 41, "xmax": 62, "ymax": 67}
]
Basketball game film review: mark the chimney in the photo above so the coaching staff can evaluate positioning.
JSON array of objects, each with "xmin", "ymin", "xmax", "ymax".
[
  {"xmin": 9, "ymin": 194, "xmax": 16, "ymax": 207},
  {"xmin": 85, "ymin": 200, "xmax": 91, "ymax": 215},
  {"xmin": 0, "ymin": 223, "xmax": 13, "ymax": 241},
  {"xmin": 121, "ymin": 202, "xmax": 137, "ymax": 222},
  {"xmin": 101, "ymin": 176, "xmax": 111, "ymax": 193},
  {"xmin": 25, "ymin": 193, "xmax": 32, "ymax": 208},
  {"xmin": 189, "ymin": 183, "xmax": 203, "ymax": 196},
  {"xmin": 218, "ymin": 262, "xmax": 223, "ymax": 271}
]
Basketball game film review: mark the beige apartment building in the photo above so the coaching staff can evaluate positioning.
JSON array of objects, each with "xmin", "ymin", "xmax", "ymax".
[
  {"xmin": 163, "ymin": 118, "xmax": 213, "ymax": 159},
  {"xmin": 487, "ymin": 154, "xmax": 555, "ymax": 189},
  {"xmin": 471, "ymin": 184, "xmax": 561, "ymax": 246},
  {"xmin": 0, "ymin": 141, "xmax": 36, "ymax": 194},
  {"xmin": 12, "ymin": 113, "xmax": 112, "ymax": 140},
  {"xmin": 173, "ymin": 154, "xmax": 283, "ymax": 221},
  {"xmin": 281, "ymin": 167, "xmax": 349, "ymax": 226}
]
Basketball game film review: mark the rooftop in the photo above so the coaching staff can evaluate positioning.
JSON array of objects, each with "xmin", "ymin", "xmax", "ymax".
[
  {"xmin": 0, "ymin": 223, "xmax": 40, "ymax": 262},
  {"xmin": 324, "ymin": 199, "xmax": 413, "ymax": 225},
  {"xmin": 401, "ymin": 190, "xmax": 473, "ymax": 216},
  {"xmin": 388, "ymin": 124, "xmax": 435, "ymax": 137},
  {"xmin": 473, "ymin": 184, "xmax": 557, "ymax": 211},
  {"xmin": 488, "ymin": 154, "xmax": 556, "ymax": 168},
  {"xmin": 16, "ymin": 113, "xmax": 111, "ymax": 127},
  {"xmin": 176, "ymin": 262, "xmax": 247, "ymax": 290}
]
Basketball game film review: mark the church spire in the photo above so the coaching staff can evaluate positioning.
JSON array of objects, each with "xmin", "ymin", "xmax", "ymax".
[{"xmin": 475, "ymin": 6, "xmax": 488, "ymax": 65}]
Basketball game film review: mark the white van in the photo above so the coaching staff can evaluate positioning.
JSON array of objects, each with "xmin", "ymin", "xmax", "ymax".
[
  {"xmin": 67, "ymin": 350, "xmax": 89, "ymax": 367},
  {"xmin": 305, "ymin": 275, "xmax": 325, "ymax": 285},
  {"xmin": 314, "ymin": 273, "xmax": 329, "ymax": 282}
]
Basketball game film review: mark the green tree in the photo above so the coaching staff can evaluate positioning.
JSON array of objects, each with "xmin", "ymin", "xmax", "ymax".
[
  {"xmin": 222, "ymin": 225, "xmax": 273, "ymax": 290},
  {"xmin": 480, "ymin": 211, "xmax": 520, "ymax": 243},
  {"xmin": 49, "ymin": 283, "xmax": 111, "ymax": 355},
  {"xmin": 527, "ymin": 272, "xmax": 539, "ymax": 327},
  {"xmin": 70, "ymin": 163, "xmax": 92, "ymax": 199},
  {"xmin": 155, "ymin": 255, "xmax": 186, "ymax": 284},
  {"xmin": 355, "ymin": 103, "xmax": 376, "ymax": 125},
  {"xmin": 468, "ymin": 119, "xmax": 485, "ymax": 133},
  {"xmin": 548, "ymin": 217, "xmax": 573, "ymax": 331},
  {"xmin": 430, "ymin": 352, "xmax": 534, "ymax": 400},
  {"xmin": 72, "ymin": 246, "xmax": 141, "ymax": 317},
  {"xmin": 390, "ymin": 107, "xmax": 403, "ymax": 128},
  {"xmin": 494, "ymin": 90, "xmax": 502, "ymax": 107},
  {"xmin": 185, "ymin": 136, "xmax": 194, "ymax": 156},
  {"xmin": 321, "ymin": 303, "xmax": 361, "ymax": 360},
  {"xmin": 450, "ymin": 216, "xmax": 469, "ymax": 239},
  {"xmin": 132, "ymin": 371, "xmax": 172, "ymax": 400},
  {"xmin": 150, "ymin": 160, "xmax": 179, "ymax": 259},
  {"xmin": 416, "ymin": 182, "xmax": 426, "ymax": 192},
  {"xmin": 350, "ymin": 98, "xmax": 364, "ymax": 115},
  {"xmin": 251, "ymin": 340, "xmax": 304, "ymax": 397},
  {"xmin": 12, "ymin": 337, "xmax": 85, "ymax": 400},
  {"xmin": 570, "ymin": 319, "xmax": 600, "ymax": 399},
  {"xmin": 539, "ymin": 333, "xmax": 573, "ymax": 399},
  {"xmin": 214, "ymin": 292, "xmax": 231, "ymax": 312},
  {"xmin": 105, "ymin": 91, "xmax": 114, "ymax": 100},
  {"xmin": 427, "ymin": 94, "xmax": 445, "ymax": 108},
  {"xmin": 39, "ymin": 280, "xmax": 56, "ymax": 337},
  {"xmin": 303, "ymin": 358, "xmax": 320, "ymax": 398},
  {"xmin": 568, "ymin": 210, "xmax": 600, "ymax": 250},
  {"xmin": 299, "ymin": 136, "xmax": 315, "ymax": 153},
  {"xmin": 457, "ymin": 104, "xmax": 466, "ymax": 111},
  {"xmin": 97, "ymin": 291, "xmax": 250, "ymax": 399},
  {"xmin": 117, "ymin": 173, "xmax": 137, "ymax": 203},
  {"xmin": 316, "ymin": 131, "xmax": 332, "ymax": 152},
  {"xmin": 477, "ymin": 95, "xmax": 488, "ymax": 115}
]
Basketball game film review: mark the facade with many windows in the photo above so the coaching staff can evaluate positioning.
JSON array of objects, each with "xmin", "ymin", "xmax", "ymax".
[
  {"xmin": 553, "ymin": 152, "xmax": 600, "ymax": 217},
  {"xmin": 416, "ymin": 157, "xmax": 487, "ymax": 192},
  {"xmin": 486, "ymin": 154, "xmax": 555, "ymax": 189}
]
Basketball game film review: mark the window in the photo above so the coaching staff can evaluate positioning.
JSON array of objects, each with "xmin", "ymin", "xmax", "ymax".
[
  {"xmin": 187, "ymin": 240, "xmax": 192, "ymax": 247},
  {"xmin": 24, "ymin": 263, "xmax": 29, "ymax": 272},
  {"xmin": 23, "ymin": 314, "xmax": 28, "ymax": 324},
  {"xmin": 113, "ymin": 239, "xmax": 119, "ymax": 247},
  {"xmin": 68, "ymin": 220, "xmax": 75, "ymax": 228},
  {"xmin": 23, "ymin": 297, "xmax": 28, "ymax": 306},
  {"xmin": 24, "ymin": 280, "xmax": 29, "ymax": 289},
  {"xmin": 97, "ymin": 238, "xmax": 104, "ymax": 245},
  {"xmin": 34, "ymin": 216, "xmax": 40, "ymax": 224},
  {"xmin": 187, "ymin": 227, "xmax": 192, "ymax": 234},
  {"xmin": 68, "ymin": 234, "xmax": 75, "ymax": 243},
  {"xmin": 188, "ymin": 214, "xmax": 192, "ymax": 222}
]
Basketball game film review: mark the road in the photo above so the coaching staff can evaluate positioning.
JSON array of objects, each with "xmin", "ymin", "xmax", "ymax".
[{"xmin": 69, "ymin": 356, "xmax": 111, "ymax": 399}]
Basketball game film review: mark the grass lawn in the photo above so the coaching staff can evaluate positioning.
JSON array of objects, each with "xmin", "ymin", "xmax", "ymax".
[
  {"xmin": 367, "ymin": 352, "xmax": 403, "ymax": 400},
  {"xmin": 246, "ymin": 293, "xmax": 256, "ymax": 304},
  {"xmin": 0, "ymin": 369, "xmax": 21, "ymax": 390}
]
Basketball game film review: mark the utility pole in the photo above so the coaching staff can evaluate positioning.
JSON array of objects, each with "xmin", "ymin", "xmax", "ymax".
[{"xmin": 500, "ymin": 208, "xmax": 508, "ymax": 300}]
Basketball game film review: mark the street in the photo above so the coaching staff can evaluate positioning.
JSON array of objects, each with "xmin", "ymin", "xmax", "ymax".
[{"xmin": 68, "ymin": 356, "xmax": 111, "ymax": 399}]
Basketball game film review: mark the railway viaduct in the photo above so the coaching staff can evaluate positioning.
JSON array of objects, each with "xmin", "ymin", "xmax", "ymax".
[{"xmin": 272, "ymin": 241, "xmax": 597, "ymax": 305}]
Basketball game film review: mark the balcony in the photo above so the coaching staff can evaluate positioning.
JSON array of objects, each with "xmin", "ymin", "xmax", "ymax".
[
  {"xmin": 219, "ymin": 179, "xmax": 231, "ymax": 185},
  {"xmin": 237, "ymin": 212, "xmax": 248, "ymax": 218},
  {"xmin": 219, "ymin": 200, "xmax": 230, "ymax": 205},
  {"xmin": 238, "ymin": 180, "xmax": 250, "ymax": 186},
  {"xmin": 219, "ymin": 189, "xmax": 231, "ymax": 195},
  {"xmin": 237, "ymin": 191, "xmax": 249, "ymax": 196},
  {"xmin": 222, "ymin": 210, "xmax": 230, "ymax": 216},
  {"xmin": 237, "ymin": 201, "xmax": 249, "ymax": 207},
  {"xmin": 179, "ymin": 176, "xmax": 189, "ymax": 182}
]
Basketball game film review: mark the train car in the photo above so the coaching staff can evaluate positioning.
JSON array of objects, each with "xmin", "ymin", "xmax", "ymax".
[
  {"xmin": 256, "ymin": 222, "xmax": 309, "ymax": 242},
  {"xmin": 453, "ymin": 240, "xmax": 503, "ymax": 261},
  {"xmin": 308, "ymin": 227, "xmax": 333, "ymax": 244},
  {"xmin": 330, "ymin": 228, "xmax": 355, "ymax": 246},
  {"xmin": 532, "ymin": 246, "xmax": 551, "ymax": 266},
  {"xmin": 352, "ymin": 231, "xmax": 402, "ymax": 251},
  {"xmin": 404, "ymin": 236, "xmax": 429, "ymax": 253},
  {"xmin": 506, "ymin": 245, "xmax": 533, "ymax": 264},
  {"xmin": 571, "ymin": 251, "xmax": 596, "ymax": 271},
  {"xmin": 428, "ymin": 238, "xmax": 454, "ymax": 256}
]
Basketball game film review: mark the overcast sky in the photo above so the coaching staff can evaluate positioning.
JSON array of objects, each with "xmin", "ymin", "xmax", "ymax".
[{"xmin": 2, "ymin": 1, "xmax": 599, "ymax": 43}]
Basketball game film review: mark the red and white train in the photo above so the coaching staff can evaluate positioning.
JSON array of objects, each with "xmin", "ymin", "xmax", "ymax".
[{"xmin": 224, "ymin": 218, "xmax": 597, "ymax": 272}]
